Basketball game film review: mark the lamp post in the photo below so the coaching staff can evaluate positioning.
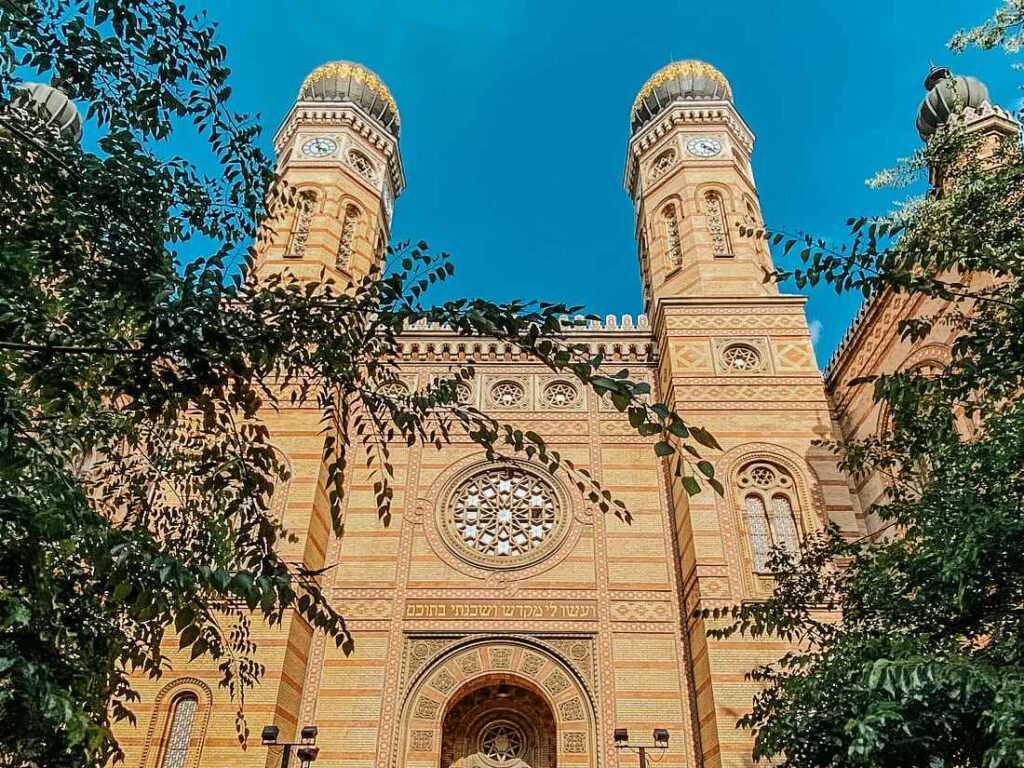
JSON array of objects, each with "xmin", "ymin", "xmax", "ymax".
[
  {"xmin": 613, "ymin": 728, "xmax": 670, "ymax": 768},
  {"xmin": 261, "ymin": 724, "xmax": 320, "ymax": 768}
]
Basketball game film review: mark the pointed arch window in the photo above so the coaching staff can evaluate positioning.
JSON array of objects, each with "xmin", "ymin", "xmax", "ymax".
[
  {"xmin": 737, "ymin": 461, "xmax": 801, "ymax": 572},
  {"xmin": 287, "ymin": 191, "xmax": 317, "ymax": 258},
  {"xmin": 336, "ymin": 204, "xmax": 360, "ymax": 269},
  {"xmin": 703, "ymin": 191, "xmax": 732, "ymax": 257},
  {"xmin": 662, "ymin": 203, "xmax": 683, "ymax": 268},
  {"xmin": 160, "ymin": 693, "xmax": 198, "ymax": 768}
]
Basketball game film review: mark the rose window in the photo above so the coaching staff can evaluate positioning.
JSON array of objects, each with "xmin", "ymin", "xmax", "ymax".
[
  {"xmin": 541, "ymin": 381, "xmax": 579, "ymax": 408},
  {"xmin": 378, "ymin": 380, "xmax": 409, "ymax": 397},
  {"xmin": 479, "ymin": 721, "xmax": 526, "ymax": 764},
  {"xmin": 448, "ymin": 467, "xmax": 562, "ymax": 565},
  {"xmin": 490, "ymin": 381, "xmax": 525, "ymax": 407},
  {"xmin": 456, "ymin": 382, "xmax": 473, "ymax": 404},
  {"xmin": 750, "ymin": 465, "xmax": 775, "ymax": 486},
  {"xmin": 722, "ymin": 344, "xmax": 762, "ymax": 371}
]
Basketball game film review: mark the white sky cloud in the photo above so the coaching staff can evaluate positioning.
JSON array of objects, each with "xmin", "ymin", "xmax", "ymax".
[{"xmin": 808, "ymin": 318, "xmax": 823, "ymax": 346}]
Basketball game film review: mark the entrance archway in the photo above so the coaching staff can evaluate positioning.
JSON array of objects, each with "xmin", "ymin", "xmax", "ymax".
[
  {"xmin": 395, "ymin": 638, "xmax": 597, "ymax": 767},
  {"xmin": 441, "ymin": 679, "xmax": 556, "ymax": 768}
]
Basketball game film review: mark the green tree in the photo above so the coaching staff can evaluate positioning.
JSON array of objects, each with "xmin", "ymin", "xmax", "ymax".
[
  {"xmin": 712, "ymin": 4, "xmax": 1024, "ymax": 767},
  {"xmin": 0, "ymin": 2, "xmax": 719, "ymax": 765}
]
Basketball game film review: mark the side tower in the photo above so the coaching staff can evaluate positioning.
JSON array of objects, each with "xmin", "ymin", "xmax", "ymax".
[
  {"xmin": 827, "ymin": 67, "xmax": 1020, "ymax": 533},
  {"xmin": 255, "ymin": 61, "xmax": 405, "ymax": 283},
  {"xmin": 626, "ymin": 62, "xmax": 863, "ymax": 768}
]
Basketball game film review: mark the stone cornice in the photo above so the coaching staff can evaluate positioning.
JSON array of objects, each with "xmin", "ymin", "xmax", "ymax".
[
  {"xmin": 274, "ymin": 101, "xmax": 406, "ymax": 197},
  {"xmin": 623, "ymin": 100, "xmax": 756, "ymax": 199}
]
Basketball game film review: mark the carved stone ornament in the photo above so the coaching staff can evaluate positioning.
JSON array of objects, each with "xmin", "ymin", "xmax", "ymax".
[
  {"xmin": 489, "ymin": 380, "xmax": 526, "ymax": 407},
  {"xmin": 541, "ymin": 380, "xmax": 580, "ymax": 408},
  {"xmin": 347, "ymin": 147, "xmax": 377, "ymax": 181}
]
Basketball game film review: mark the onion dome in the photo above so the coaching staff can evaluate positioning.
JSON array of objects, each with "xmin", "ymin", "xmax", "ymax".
[
  {"xmin": 916, "ymin": 66, "xmax": 990, "ymax": 140},
  {"xmin": 632, "ymin": 60, "xmax": 732, "ymax": 133},
  {"xmin": 298, "ymin": 60, "xmax": 399, "ymax": 137},
  {"xmin": 22, "ymin": 82, "xmax": 82, "ymax": 142}
]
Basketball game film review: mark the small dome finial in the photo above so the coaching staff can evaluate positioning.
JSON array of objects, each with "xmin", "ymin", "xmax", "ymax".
[
  {"xmin": 916, "ymin": 67, "xmax": 991, "ymax": 139},
  {"xmin": 21, "ymin": 82, "xmax": 83, "ymax": 142}
]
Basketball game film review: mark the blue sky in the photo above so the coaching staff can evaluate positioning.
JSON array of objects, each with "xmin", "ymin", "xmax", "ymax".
[{"xmin": 191, "ymin": 0, "xmax": 1018, "ymax": 363}]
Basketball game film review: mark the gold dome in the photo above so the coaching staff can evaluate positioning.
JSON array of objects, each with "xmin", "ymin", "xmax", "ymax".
[
  {"xmin": 632, "ymin": 60, "xmax": 732, "ymax": 132},
  {"xmin": 298, "ymin": 60, "xmax": 400, "ymax": 136}
]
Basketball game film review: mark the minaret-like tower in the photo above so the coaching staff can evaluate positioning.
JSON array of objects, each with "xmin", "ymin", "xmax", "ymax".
[
  {"xmin": 624, "ymin": 61, "xmax": 774, "ymax": 308},
  {"xmin": 255, "ymin": 61, "xmax": 405, "ymax": 283},
  {"xmin": 630, "ymin": 62, "xmax": 862, "ymax": 768}
]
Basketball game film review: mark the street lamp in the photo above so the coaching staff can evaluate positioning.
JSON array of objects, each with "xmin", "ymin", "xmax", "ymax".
[
  {"xmin": 613, "ymin": 727, "xmax": 670, "ymax": 768},
  {"xmin": 261, "ymin": 724, "xmax": 320, "ymax": 768}
]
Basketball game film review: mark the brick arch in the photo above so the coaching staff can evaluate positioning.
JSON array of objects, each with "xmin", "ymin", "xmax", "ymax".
[
  {"xmin": 692, "ymin": 181, "xmax": 736, "ymax": 212},
  {"xmin": 396, "ymin": 638, "xmax": 598, "ymax": 768},
  {"xmin": 900, "ymin": 342, "xmax": 952, "ymax": 373},
  {"xmin": 138, "ymin": 677, "xmax": 213, "ymax": 768},
  {"xmin": 292, "ymin": 182, "xmax": 328, "ymax": 210},
  {"xmin": 717, "ymin": 443, "xmax": 825, "ymax": 593},
  {"xmin": 877, "ymin": 342, "xmax": 955, "ymax": 435}
]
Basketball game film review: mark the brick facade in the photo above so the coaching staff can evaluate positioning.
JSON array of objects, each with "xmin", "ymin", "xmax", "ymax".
[{"xmin": 116, "ymin": 58, "xmax": 977, "ymax": 768}]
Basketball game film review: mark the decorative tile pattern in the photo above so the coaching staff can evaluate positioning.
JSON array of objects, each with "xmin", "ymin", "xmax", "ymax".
[{"xmin": 559, "ymin": 698, "xmax": 585, "ymax": 721}]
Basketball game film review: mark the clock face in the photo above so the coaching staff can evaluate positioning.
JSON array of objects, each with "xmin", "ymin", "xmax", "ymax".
[
  {"xmin": 686, "ymin": 136, "xmax": 723, "ymax": 158},
  {"xmin": 301, "ymin": 136, "xmax": 338, "ymax": 158}
]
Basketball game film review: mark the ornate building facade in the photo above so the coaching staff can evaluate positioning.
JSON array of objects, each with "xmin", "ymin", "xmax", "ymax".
[{"xmin": 117, "ymin": 60, "xmax": 1017, "ymax": 768}]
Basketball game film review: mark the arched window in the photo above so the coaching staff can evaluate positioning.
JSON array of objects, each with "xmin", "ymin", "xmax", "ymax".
[
  {"xmin": 287, "ymin": 191, "xmax": 317, "ymax": 258},
  {"xmin": 737, "ymin": 461, "xmax": 801, "ymax": 572},
  {"xmin": 638, "ymin": 230, "xmax": 652, "ymax": 307},
  {"xmin": 160, "ymin": 693, "xmax": 198, "ymax": 768},
  {"xmin": 703, "ymin": 191, "xmax": 732, "ymax": 257},
  {"xmin": 336, "ymin": 204, "xmax": 360, "ymax": 268},
  {"xmin": 662, "ymin": 203, "xmax": 683, "ymax": 268}
]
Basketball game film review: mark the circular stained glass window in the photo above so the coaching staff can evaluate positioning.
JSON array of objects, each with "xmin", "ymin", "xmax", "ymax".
[
  {"xmin": 722, "ymin": 344, "xmax": 762, "ymax": 371},
  {"xmin": 444, "ymin": 466, "xmax": 566, "ymax": 569},
  {"xmin": 479, "ymin": 721, "xmax": 526, "ymax": 765}
]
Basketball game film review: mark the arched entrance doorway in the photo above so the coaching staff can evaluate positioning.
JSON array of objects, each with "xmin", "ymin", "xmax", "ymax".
[
  {"xmin": 441, "ymin": 679, "xmax": 556, "ymax": 768},
  {"xmin": 394, "ymin": 637, "xmax": 597, "ymax": 768}
]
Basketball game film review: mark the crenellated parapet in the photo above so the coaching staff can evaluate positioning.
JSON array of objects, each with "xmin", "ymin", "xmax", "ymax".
[{"xmin": 396, "ymin": 314, "xmax": 656, "ymax": 364}]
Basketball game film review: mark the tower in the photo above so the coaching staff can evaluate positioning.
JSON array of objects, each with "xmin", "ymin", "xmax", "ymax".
[
  {"xmin": 628, "ymin": 62, "xmax": 862, "ymax": 768},
  {"xmin": 828, "ymin": 68, "xmax": 1020, "ymax": 532},
  {"xmin": 624, "ymin": 61, "xmax": 774, "ymax": 307},
  {"xmin": 255, "ymin": 61, "xmax": 406, "ymax": 284}
]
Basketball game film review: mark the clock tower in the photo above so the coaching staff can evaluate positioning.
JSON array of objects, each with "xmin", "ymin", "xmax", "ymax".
[
  {"xmin": 254, "ymin": 61, "xmax": 405, "ymax": 285},
  {"xmin": 627, "ymin": 62, "xmax": 852, "ymax": 768},
  {"xmin": 624, "ymin": 61, "xmax": 774, "ymax": 307}
]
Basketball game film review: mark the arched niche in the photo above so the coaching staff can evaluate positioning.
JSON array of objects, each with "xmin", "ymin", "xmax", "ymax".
[{"xmin": 396, "ymin": 638, "xmax": 598, "ymax": 768}]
